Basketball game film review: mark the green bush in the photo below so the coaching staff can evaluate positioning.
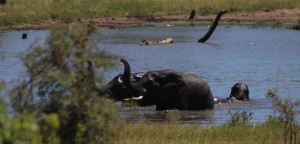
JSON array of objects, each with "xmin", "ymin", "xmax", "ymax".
[
  {"xmin": 9, "ymin": 21, "xmax": 122, "ymax": 143},
  {"xmin": 0, "ymin": 81, "xmax": 59, "ymax": 144},
  {"xmin": 0, "ymin": 101, "xmax": 61, "ymax": 144}
]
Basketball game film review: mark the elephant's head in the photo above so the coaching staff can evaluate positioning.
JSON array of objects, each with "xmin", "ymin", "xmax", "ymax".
[
  {"xmin": 103, "ymin": 72, "xmax": 146, "ymax": 101},
  {"xmin": 88, "ymin": 59, "xmax": 144, "ymax": 101},
  {"xmin": 120, "ymin": 59, "xmax": 188, "ymax": 105},
  {"xmin": 120, "ymin": 59, "xmax": 185, "ymax": 90},
  {"xmin": 228, "ymin": 83, "xmax": 250, "ymax": 101}
]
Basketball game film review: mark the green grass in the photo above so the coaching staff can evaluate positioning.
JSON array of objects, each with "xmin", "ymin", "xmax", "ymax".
[
  {"xmin": 119, "ymin": 120, "xmax": 299, "ymax": 144},
  {"xmin": 0, "ymin": 0, "xmax": 300, "ymax": 26},
  {"xmin": 119, "ymin": 91, "xmax": 300, "ymax": 144}
]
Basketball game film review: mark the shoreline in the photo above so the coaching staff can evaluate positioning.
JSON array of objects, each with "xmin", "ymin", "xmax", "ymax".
[{"xmin": 0, "ymin": 8, "xmax": 299, "ymax": 31}]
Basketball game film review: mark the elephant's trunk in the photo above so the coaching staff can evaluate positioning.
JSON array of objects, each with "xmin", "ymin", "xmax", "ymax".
[
  {"xmin": 120, "ymin": 58, "xmax": 146, "ymax": 95},
  {"xmin": 198, "ymin": 10, "xmax": 228, "ymax": 43}
]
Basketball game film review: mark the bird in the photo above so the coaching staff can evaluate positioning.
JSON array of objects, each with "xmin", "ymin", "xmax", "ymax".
[
  {"xmin": 22, "ymin": 33, "xmax": 27, "ymax": 39},
  {"xmin": 188, "ymin": 9, "xmax": 196, "ymax": 20}
]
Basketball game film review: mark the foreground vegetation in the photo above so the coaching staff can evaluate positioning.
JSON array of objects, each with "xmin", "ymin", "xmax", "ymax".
[
  {"xmin": 1, "ymin": 22, "xmax": 122, "ymax": 143},
  {"xmin": 0, "ymin": 22, "xmax": 299, "ymax": 143},
  {"xmin": 119, "ymin": 121, "xmax": 299, "ymax": 144},
  {"xmin": 0, "ymin": 0, "xmax": 300, "ymax": 26}
]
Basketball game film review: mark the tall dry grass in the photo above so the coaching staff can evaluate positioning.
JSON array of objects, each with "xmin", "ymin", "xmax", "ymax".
[{"xmin": 0, "ymin": 0, "xmax": 300, "ymax": 25}]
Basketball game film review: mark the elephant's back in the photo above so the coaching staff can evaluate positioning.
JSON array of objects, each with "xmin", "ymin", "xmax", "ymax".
[
  {"xmin": 183, "ymin": 74, "xmax": 210, "ymax": 89},
  {"xmin": 183, "ymin": 74, "xmax": 214, "ymax": 110}
]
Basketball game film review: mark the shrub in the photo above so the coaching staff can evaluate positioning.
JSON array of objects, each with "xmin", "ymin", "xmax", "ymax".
[
  {"xmin": 266, "ymin": 88, "xmax": 299, "ymax": 144},
  {"xmin": 9, "ymin": 21, "xmax": 122, "ymax": 143},
  {"xmin": 227, "ymin": 110, "xmax": 253, "ymax": 126}
]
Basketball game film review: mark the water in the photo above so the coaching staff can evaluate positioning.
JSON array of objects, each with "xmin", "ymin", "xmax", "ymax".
[
  {"xmin": 1, "ymin": 26, "xmax": 300, "ymax": 125},
  {"xmin": 0, "ymin": 30, "xmax": 49, "ymax": 87}
]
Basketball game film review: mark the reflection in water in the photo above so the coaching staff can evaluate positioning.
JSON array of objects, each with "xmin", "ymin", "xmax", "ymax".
[
  {"xmin": 1, "ymin": 26, "xmax": 300, "ymax": 124},
  {"xmin": 119, "ymin": 106, "xmax": 215, "ymax": 125},
  {"xmin": 118, "ymin": 99, "xmax": 272, "ymax": 125}
]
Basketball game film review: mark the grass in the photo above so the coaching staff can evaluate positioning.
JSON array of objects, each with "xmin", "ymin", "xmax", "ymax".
[
  {"xmin": 117, "ymin": 88, "xmax": 300, "ymax": 144},
  {"xmin": 119, "ymin": 120, "xmax": 299, "ymax": 144},
  {"xmin": 0, "ymin": 0, "xmax": 300, "ymax": 26}
]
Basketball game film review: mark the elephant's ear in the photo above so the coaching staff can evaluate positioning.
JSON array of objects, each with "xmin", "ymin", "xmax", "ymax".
[{"xmin": 163, "ymin": 74, "xmax": 184, "ymax": 89}]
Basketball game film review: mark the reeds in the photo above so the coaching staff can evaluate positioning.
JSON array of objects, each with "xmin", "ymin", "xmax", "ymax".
[{"xmin": 292, "ymin": 21, "xmax": 300, "ymax": 30}]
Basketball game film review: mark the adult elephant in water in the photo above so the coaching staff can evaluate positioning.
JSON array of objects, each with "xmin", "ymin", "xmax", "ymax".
[
  {"xmin": 89, "ymin": 59, "xmax": 214, "ymax": 110},
  {"xmin": 119, "ymin": 58, "xmax": 214, "ymax": 110}
]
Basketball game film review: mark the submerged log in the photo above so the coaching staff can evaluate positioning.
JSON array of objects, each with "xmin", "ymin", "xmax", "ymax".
[
  {"xmin": 198, "ymin": 10, "xmax": 228, "ymax": 43},
  {"xmin": 140, "ymin": 38, "xmax": 173, "ymax": 46}
]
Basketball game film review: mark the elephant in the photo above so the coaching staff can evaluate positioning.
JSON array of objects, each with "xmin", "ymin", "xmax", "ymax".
[
  {"xmin": 198, "ymin": 10, "xmax": 228, "ymax": 43},
  {"xmin": 214, "ymin": 83, "xmax": 250, "ymax": 103},
  {"xmin": 228, "ymin": 83, "xmax": 250, "ymax": 101},
  {"xmin": 119, "ymin": 58, "xmax": 214, "ymax": 110},
  {"xmin": 88, "ymin": 58, "xmax": 214, "ymax": 110}
]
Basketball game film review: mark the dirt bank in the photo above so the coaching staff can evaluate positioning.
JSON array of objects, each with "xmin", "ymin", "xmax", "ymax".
[{"xmin": 1, "ymin": 8, "xmax": 300, "ymax": 31}]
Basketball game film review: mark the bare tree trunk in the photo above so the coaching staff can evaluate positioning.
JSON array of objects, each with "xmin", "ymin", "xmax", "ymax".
[{"xmin": 198, "ymin": 10, "xmax": 228, "ymax": 43}]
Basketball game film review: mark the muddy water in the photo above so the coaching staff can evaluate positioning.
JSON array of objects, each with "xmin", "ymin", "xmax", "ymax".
[{"xmin": 1, "ymin": 26, "xmax": 300, "ymax": 124}]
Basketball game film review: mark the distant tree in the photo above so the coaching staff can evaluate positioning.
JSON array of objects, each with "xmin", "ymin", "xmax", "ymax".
[{"xmin": 10, "ymin": 21, "xmax": 122, "ymax": 144}]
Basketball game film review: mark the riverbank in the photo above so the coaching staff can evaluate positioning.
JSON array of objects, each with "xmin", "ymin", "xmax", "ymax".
[{"xmin": 0, "ymin": 8, "xmax": 300, "ymax": 31}]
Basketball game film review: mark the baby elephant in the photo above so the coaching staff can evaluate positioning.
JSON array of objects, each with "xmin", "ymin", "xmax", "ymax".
[{"xmin": 228, "ymin": 83, "xmax": 250, "ymax": 101}]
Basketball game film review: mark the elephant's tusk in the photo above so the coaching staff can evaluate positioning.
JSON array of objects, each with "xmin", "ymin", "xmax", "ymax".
[
  {"xmin": 123, "ymin": 95, "xmax": 144, "ymax": 101},
  {"xmin": 132, "ymin": 95, "xmax": 144, "ymax": 100},
  {"xmin": 118, "ymin": 76, "xmax": 123, "ymax": 83},
  {"xmin": 123, "ymin": 98, "xmax": 131, "ymax": 101}
]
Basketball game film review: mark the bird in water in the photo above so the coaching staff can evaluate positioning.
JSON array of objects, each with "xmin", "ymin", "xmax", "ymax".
[{"xmin": 22, "ymin": 33, "xmax": 27, "ymax": 39}]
